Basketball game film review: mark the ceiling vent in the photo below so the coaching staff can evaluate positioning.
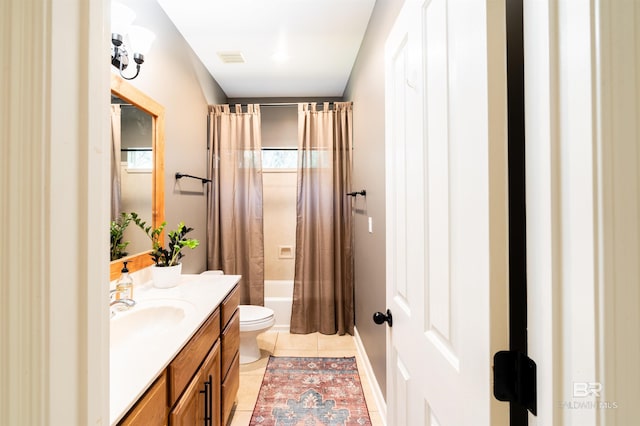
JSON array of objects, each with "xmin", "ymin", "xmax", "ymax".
[{"xmin": 217, "ymin": 51, "xmax": 245, "ymax": 64}]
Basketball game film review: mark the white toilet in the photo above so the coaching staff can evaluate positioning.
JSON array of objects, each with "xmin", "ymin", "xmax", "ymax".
[
  {"xmin": 199, "ymin": 272, "xmax": 276, "ymax": 364},
  {"xmin": 239, "ymin": 304, "xmax": 275, "ymax": 364}
]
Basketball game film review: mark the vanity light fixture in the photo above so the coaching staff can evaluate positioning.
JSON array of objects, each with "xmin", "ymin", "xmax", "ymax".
[{"xmin": 111, "ymin": 2, "xmax": 155, "ymax": 80}]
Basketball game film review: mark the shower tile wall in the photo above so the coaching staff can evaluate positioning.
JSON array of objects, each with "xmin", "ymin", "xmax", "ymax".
[
  {"xmin": 260, "ymin": 104, "xmax": 298, "ymax": 281},
  {"xmin": 263, "ymin": 171, "xmax": 297, "ymax": 280}
]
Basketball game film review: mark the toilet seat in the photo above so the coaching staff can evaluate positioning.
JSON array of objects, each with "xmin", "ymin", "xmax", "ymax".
[{"xmin": 239, "ymin": 305, "xmax": 275, "ymax": 332}]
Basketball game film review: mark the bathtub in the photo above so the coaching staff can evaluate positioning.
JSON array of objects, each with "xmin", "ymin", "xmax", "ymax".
[{"xmin": 264, "ymin": 280, "xmax": 293, "ymax": 332}]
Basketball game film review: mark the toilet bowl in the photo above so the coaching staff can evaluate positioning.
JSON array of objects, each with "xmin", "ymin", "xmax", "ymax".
[{"xmin": 239, "ymin": 305, "xmax": 275, "ymax": 364}]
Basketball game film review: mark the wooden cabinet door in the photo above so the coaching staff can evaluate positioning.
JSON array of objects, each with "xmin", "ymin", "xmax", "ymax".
[
  {"xmin": 119, "ymin": 372, "xmax": 167, "ymax": 426},
  {"xmin": 169, "ymin": 368, "xmax": 203, "ymax": 426},
  {"xmin": 170, "ymin": 342, "xmax": 221, "ymax": 426},
  {"xmin": 200, "ymin": 341, "xmax": 221, "ymax": 426}
]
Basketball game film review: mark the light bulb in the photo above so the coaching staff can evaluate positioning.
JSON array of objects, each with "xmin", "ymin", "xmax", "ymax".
[
  {"xmin": 128, "ymin": 25, "xmax": 156, "ymax": 56},
  {"xmin": 111, "ymin": 2, "xmax": 136, "ymax": 38}
]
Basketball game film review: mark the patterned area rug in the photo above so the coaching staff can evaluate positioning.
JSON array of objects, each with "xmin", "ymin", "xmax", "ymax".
[{"xmin": 250, "ymin": 356, "xmax": 372, "ymax": 425}]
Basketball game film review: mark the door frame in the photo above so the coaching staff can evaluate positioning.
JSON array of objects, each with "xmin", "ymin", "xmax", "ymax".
[
  {"xmin": 525, "ymin": 1, "xmax": 601, "ymax": 423},
  {"xmin": 524, "ymin": 0, "xmax": 640, "ymax": 424}
]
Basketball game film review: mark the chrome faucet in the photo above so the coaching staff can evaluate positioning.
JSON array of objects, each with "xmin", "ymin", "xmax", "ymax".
[
  {"xmin": 109, "ymin": 297, "xmax": 136, "ymax": 318},
  {"xmin": 109, "ymin": 289, "xmax": 136, "ymax": 313},
  {"xmin": 110, "ymin": 298, "xmax": 136, "ymax": 309}
]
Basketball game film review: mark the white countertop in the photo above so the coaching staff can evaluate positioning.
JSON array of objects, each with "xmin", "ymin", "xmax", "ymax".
[{"xmin": 109, "ymin": 273, "xmax": 241, "ymax": 425}]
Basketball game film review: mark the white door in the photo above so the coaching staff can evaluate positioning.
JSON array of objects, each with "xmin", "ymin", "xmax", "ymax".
[{"xmin": 384, "ymin": 0, "xmax": 509, "ymax": 424}]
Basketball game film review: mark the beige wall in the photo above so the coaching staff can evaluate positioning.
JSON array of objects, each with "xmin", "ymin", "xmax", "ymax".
[
  {"xmin": 111, "ymin": 0, "xmax": 227, "ymax": 273},
  {"xmin": 343, "ymin": 0, "xmax": 406, "ymax": 400},
  {"xmin": 262, "ymin": 105, "xmax": 298, "ymax": 148}
]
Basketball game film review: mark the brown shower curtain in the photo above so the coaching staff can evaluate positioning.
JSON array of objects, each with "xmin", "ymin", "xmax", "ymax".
[
  {"xmin": 290, "ymin": 102, "xmax": 354, "ymax": 335},
  {"xmin": 206, "ymin": 104, "xmax": 264, "ymax": 305}
]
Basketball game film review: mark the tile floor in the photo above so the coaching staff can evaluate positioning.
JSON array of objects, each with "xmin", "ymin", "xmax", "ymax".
[{"xmin": 228, "ymin": 331, "xmax": 384, "ymax": 426}]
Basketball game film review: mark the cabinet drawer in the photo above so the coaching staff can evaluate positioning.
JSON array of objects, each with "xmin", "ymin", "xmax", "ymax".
[
  {"xmin": 168, "ymin": 308, "xmax": 220, "ymax": 406},
  {"xmin": 118, "ymin": 371, "xmax": 167, "ymax": 426},
  {"xmin": 221, "ymin": 285, "xmax": 239, "ymax": 327},
  {"xmin": 221, "ymin": 309, "xmax": 239, "ymax": 379},
  {"xmin": 221, "ymin": 352, "xmax": 240, "ymax": 426}
]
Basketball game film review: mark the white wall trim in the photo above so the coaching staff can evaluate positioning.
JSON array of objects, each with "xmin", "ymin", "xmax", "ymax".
[
  {"xmin": 1, "ymin": 3, "xmax": 48, "ymax": 423},
  {"xmin": 525, "ymin": 1, "xmax": 614, "ymax": 424},
  {"xmin": 595, "ymin": 0, "xmax": 640, "ymax": 423},
  {"xmin": 354, "ymin": 326, "xmax": 387, "ymax": 425}
]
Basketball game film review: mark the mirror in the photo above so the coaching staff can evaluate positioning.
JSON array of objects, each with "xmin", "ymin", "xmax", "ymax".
[
  {"xmin": 111, "ymin": 94, "xmax": 153, "ymax": 257},
  {"xmin": 110, "ymin": 74, "xmax": 165, "ymax": 280}
]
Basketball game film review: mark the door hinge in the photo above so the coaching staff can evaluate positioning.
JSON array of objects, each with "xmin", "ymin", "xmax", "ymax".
[{"xmin": 493, "ymin": 351, "xmax": 537, "ymax": 415}]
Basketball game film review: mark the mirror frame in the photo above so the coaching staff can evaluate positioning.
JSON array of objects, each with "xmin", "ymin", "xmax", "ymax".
[{"xmin": 110, "ymin": 74, "xmax": 165, "ymax": 280}]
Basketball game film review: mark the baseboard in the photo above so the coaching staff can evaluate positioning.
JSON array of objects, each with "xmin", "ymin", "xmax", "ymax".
[
  {"xmin": 271, "ymin": 325, "xmax": 290, "ymax": 333},
  {"xmin": 354, "ymin": 326, "xmax": 387, "ymax": 425}
]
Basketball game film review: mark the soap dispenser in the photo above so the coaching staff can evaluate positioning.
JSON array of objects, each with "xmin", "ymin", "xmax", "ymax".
[{"xmin": 115, "ymin": 261, "xmax": 134, "ymax": 300}]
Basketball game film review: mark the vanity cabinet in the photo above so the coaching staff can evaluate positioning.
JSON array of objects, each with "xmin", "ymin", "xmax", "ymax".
[{"xmin": 115, "ymin": 283, "xmax": 240, "ymax": 426}]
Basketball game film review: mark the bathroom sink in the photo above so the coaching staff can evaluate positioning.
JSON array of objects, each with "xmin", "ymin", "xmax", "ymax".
[{"xmin": 110, "ymin": 299, "xmax": 196, "ymax": 348}]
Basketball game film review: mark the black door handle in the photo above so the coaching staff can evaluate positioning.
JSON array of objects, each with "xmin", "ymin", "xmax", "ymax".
[{"xmin": 373, "ymin": 309, "xmax": 393, "ymax": 327}]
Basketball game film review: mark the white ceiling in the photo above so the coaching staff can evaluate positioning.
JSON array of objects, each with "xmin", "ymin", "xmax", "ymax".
[{"xmin": 156, "ymin": 0, "xmax": 376, "ymax": 99}]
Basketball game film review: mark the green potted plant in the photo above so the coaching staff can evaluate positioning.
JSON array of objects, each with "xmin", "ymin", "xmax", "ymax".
[
  {"xmin": 132, "ymin": 213, "xmax": 199, "ymax": 288},
  {"xmin": 110, "ymin": 212, "xmax": 133, "ymax": 261}
]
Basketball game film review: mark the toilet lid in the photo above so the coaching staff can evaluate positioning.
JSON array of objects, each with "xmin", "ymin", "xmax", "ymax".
[{"xmin": 240, "ymin": 305, "xmax": 275, "ymax": 324}]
